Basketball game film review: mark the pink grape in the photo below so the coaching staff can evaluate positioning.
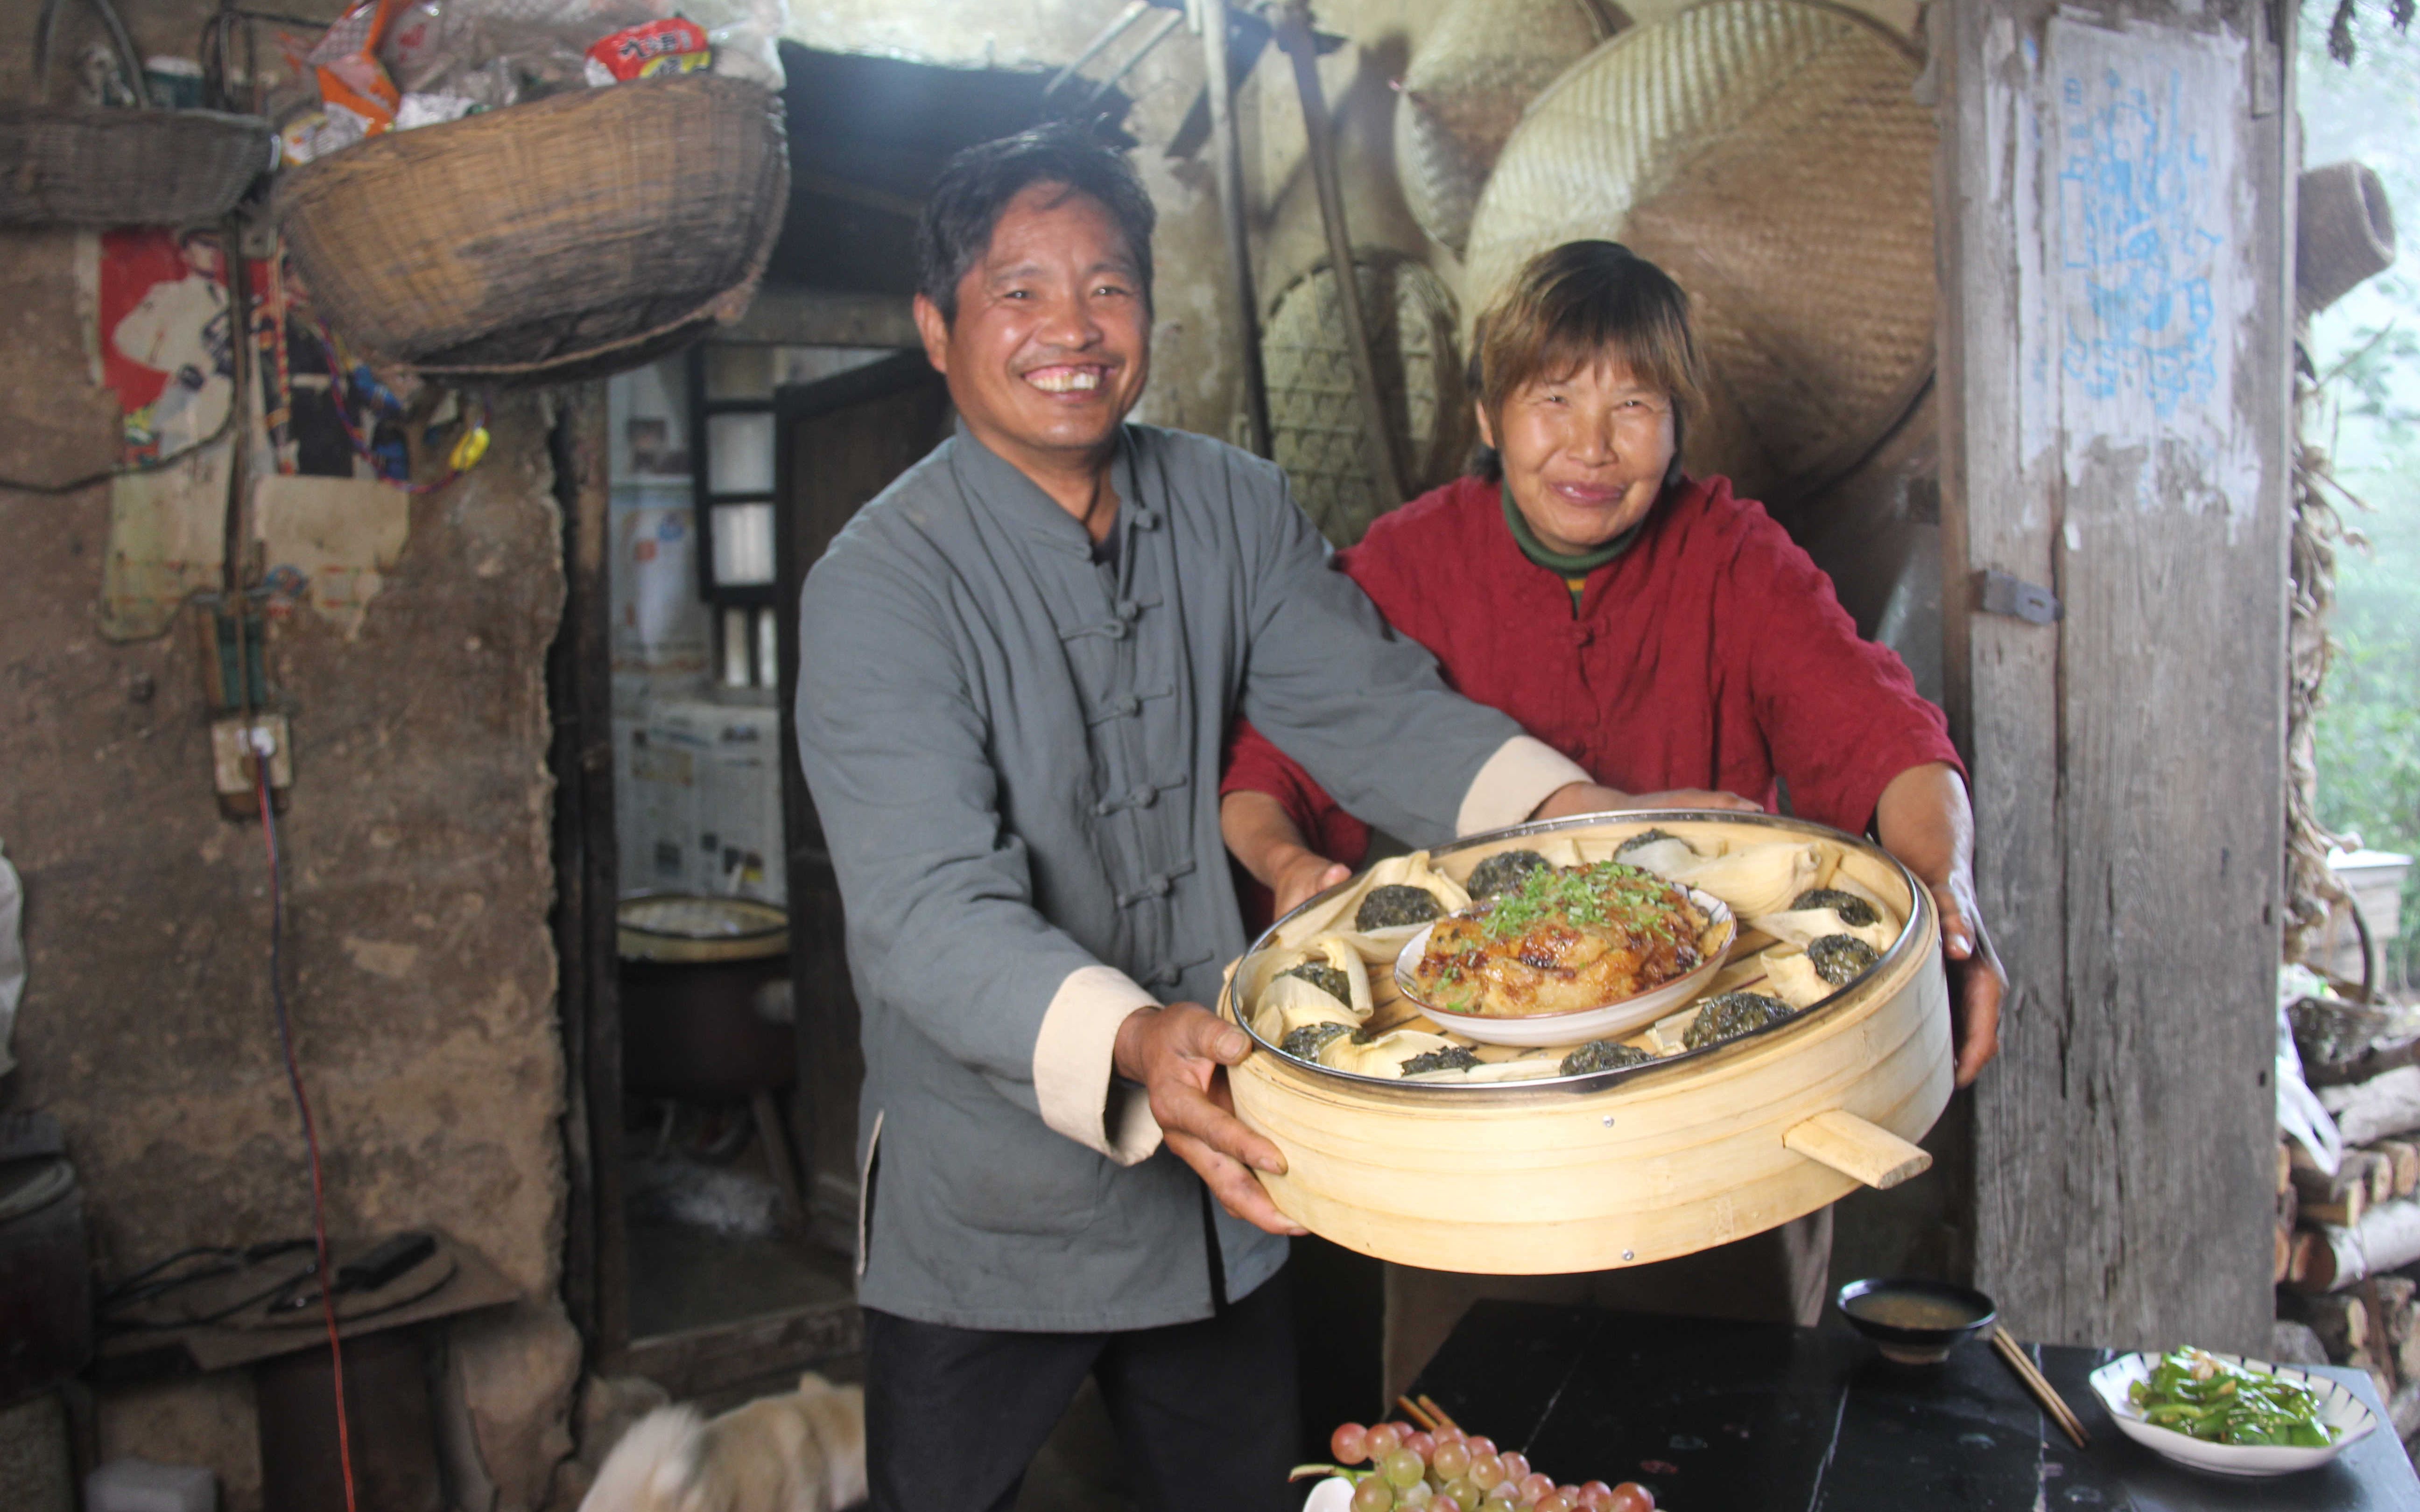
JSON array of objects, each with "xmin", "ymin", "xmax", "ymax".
[
  {"xmin": 1609, "ymin": 1484, "xmax": 1654, "ymax": 1512},
  {"xmin": 1431, "ymin": 1442, "xmax": 1472, "ymax": 1480},
  {"xmin": 1469, "ymin": 1454, "xmax": 1506, "ymax": 1490},
  {"xmin": 1432, "ymin": 1425, "xmax": 1466, "ymax": 1446},
  {"xmin": 1352, "ymin": 1477, "xmax": 1397, "ymax": 1512},
  {"xmin": 1535, "ymin": 1497, "xmax": 1576, "ymax": 1512},
  {"xmin": 1465, "ymin": 1437, "xmax": 1498, "ymax": 1458},
  {"xmin": 1516, "ymin": 1473, "xmax": 1555, "ymax": 1503},
  {"xmin": 1430, "ymin": 1495, "xmax": 1464, "ymax": 1512},
  {"xmin": 1332, "ymin": 1423, "xmax": 1371, "ymax": 1465},
  {"xmin": 1368, "ymin": 1423, "xmax": 1407, "ymax": 1457},
  {"xmin": 1575, "ymin": 1485, "xmax": 1614, "ymax": 1511},
  {"xmin": 1404, "ymin": 1431, "xmax": 1437, "ymax": 1460},
  {"xmin": 1500, "ymin": 1453, "xmax": 1531, "ymax": 1482}
]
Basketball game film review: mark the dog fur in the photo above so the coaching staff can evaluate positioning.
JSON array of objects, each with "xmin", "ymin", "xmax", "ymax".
[{"xmin": 579, "ymin": 1372, "xmax": 867, "ymax": 1512}]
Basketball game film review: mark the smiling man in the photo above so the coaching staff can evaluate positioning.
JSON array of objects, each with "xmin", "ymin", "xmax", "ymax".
[{"xmin": 794, "ymin": 126, "xmax": 1641, "ymax": 1512}]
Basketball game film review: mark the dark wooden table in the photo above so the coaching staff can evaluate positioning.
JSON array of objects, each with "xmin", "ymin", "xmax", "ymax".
[{"xmin": 1407, "ymin": 1301, "xmax": 2420, "ymax": 1510}]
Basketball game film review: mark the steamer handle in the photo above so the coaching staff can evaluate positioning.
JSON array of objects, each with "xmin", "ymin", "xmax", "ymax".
[{"xmin": 1784, "ymin": 1111, "xmax": 1931, "ymax": 1190}]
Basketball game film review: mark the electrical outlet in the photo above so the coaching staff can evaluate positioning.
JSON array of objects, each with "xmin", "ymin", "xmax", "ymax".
[{"xmin": 211, "ymin": 714, "xmax": 293, "ymax": 818}]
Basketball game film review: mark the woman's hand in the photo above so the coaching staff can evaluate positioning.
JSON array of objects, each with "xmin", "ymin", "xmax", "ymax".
[
  {"xmin": 1223, "ymin": 790, "xmax": 1351, "ymax": 916},
  {"xmin": 1874, "ymin": 763, "xmax": 2005, "ymax": 1087}
]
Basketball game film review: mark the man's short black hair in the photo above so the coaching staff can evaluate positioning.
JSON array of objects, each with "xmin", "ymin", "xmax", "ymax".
[{"xmin": 916, "ymin": 121, "xmax": 1157, "ymax": 323}]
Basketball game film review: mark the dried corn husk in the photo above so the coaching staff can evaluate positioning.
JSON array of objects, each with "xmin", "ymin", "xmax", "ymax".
[
  {"xmin": 1751, "ymin": 905, "xmax": 1897, "ymax": 953},
  {"xmin": 1318, "ymin": 1027, "xmax": 1461, "ymax": 1077},
  {"xmin": 1279, "ymin": 849, "xmax": 1473, "ymax": 960}
]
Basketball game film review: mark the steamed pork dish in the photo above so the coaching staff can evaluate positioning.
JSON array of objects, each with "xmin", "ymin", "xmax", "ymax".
[
  {"xmin": 1683, "ymin": 990, "xmax": 1794, "ymax": 1050},
  {"xmin": 1411, "ymin": 861, "xmax": 1711, "ymax": 1018},
  {"xmin": 1560, "ymin": 1039, "xmax": 1655, "ymax": 1075},
  {"xmin": 1357, "ymin": 883, "xmax": 1447, "ymax": 931},
  {"xmin": 1466, "ymin": 847, "xmax": 1553, "ymax": 900}
]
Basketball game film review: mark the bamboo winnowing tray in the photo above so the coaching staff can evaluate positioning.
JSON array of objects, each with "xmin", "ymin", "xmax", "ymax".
[{"xmin": 1220, "ymin": 811, "xmax": 1952, "ymax": 1274}]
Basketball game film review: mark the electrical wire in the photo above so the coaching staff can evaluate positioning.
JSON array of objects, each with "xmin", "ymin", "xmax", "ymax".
[{"xmin": 254, "ymin": 752, "xmax": 359, "ymax": 1512}]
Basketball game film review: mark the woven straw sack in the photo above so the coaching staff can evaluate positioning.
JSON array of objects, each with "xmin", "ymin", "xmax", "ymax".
[
  {"xmin": 1394, "ymin": 0, "xmax": 1621, "ymax": 255},
  {"xmin": 2297, "ymin": 160, "xmax": 2396, "ymax": 318},
  {"xmin": 0, "ymin": 106, "xmax": 272, "ymax": 226},
  {"xmin": 273, "ymin": 74, "xmax": 788, "ymax": 385},
  {"xmin": 1264, "ymin": 252, "xmax": 1474, "ymax": 546},
  {"xmin": 1462, "ymin": 0, "xmax": 1935, "ymax": 506}
]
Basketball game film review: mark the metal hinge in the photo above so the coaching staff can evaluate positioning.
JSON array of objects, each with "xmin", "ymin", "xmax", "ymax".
[{"xmin": 1972, "ymin": 569, "xmax": 2063, "ymax": 626}]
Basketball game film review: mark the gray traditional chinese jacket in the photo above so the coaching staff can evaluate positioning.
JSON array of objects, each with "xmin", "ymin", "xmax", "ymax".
[{"xmin": 795, "ymin": 421, "xmax": 1585, "ymax": 1331}]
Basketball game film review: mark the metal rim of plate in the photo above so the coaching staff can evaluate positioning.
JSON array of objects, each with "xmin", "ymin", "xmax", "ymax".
[{"xmin": 1229, "ymin": 809, "xmax": 1935, "ymax": 1096}]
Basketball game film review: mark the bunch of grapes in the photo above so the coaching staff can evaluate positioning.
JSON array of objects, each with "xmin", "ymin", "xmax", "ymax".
[{"xmin": 1309, "ymin": 1419, "xmax": 1656, "ymax": 1512}]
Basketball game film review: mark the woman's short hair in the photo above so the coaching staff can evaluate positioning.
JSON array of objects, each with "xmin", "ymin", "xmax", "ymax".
[
  {"xmin": 1472, "ymin": 241, "xmax": 1705, "ymax": 425},
  {"xmin": 916, "ymin": 122, "xmax": 1157, "ymax": 323}
]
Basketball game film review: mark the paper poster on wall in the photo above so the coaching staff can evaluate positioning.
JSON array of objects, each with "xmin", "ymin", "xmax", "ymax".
[{"xmin": 97, "ymin": 228, "xmax": 235, "ymax": 465}]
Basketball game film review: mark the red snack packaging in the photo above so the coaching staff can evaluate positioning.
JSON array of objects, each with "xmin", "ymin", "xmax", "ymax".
[{"xmin": 583, "ymin": 18, "xmax": 712, "ymax": 86}]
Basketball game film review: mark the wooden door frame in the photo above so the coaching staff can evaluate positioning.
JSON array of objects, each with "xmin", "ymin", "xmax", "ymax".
[{"xmin": 773, "ymin": 349, "xmax": 951, "ymax": 1255}]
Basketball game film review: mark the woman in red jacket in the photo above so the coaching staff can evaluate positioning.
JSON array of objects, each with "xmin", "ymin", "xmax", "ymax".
[{"xmin": 1221, "ymin": 241, "xmax": 2005, "ymax": 1358}]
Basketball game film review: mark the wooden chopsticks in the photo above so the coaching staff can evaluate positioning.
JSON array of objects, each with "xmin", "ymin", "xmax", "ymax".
[
  {"xmin": 1991, "ymin": 1325, "xmax": 2089, "ymax": 1448},
  {"xmin": 1396, "ymin": 1393, "xmax": 1464, "ymax": 1435}
]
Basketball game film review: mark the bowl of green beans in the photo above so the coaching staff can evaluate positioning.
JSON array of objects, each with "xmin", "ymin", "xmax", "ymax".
[{"xmin": 2087, "ymin": 1346, "xmax": 2377, "ymax": 1477}]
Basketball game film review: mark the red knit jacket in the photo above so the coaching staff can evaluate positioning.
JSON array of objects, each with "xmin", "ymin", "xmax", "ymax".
[{"xmin": 1223, "ymin": 474, "xmax": 1962, "ymax": 893}]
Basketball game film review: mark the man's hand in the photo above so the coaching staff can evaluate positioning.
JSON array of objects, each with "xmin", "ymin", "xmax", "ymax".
[
  {"xmin": 1531, "ymin": 780, "xmax": 1762, "ymax": 821},
  {"xmin": 1223, "ymin": 790, "xmax": 1351, "ymax": 917},
  {"xmin": 1114, "ymin": 1002, "xmax": 1306, "ymax": 1236}
]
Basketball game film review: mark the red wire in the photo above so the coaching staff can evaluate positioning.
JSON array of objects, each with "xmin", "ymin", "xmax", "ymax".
[{"xmin": 254, "ymin": 751, "xmax": 360, "ymax": 1512}]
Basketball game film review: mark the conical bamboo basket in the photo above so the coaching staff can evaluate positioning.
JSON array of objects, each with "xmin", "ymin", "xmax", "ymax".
[{"xmin": 1220, "ymin": 811, "xmax": 1951, "ymax": 1274}]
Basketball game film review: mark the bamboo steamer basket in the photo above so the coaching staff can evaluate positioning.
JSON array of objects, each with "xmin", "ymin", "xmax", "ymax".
[{"xmin": 1220, "ymin": 811, "xmax": 1951, "ymax": 1273}]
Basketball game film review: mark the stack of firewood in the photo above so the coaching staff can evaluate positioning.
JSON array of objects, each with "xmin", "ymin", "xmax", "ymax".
[{"xmin": 2279, "ymin": 994, "xmax": 2420, "ymax": 1446}]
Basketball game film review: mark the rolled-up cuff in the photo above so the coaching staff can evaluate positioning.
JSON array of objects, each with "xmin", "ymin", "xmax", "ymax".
[
  {"xmin": 1033, "ymin": 965, "xmax": 1165, "ymax": 1165},
  {"xmin": 1456, "ymin": 735, "xmax": 1592, "ymax": 836}
]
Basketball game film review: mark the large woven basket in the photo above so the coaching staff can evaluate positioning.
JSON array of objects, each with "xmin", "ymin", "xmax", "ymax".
[
  {"xmin": 1462, "ymin": 0, "xmax": 1935, "ymax": 508},
  {"xmin": 1264, "ymin": 252, "xmax": 1473, "ymax": 546},
  {"xmin": 1393, "ymin": 0, "xmax": 1620, "ymax": 255},
  {"xmin": 0, "ymin": 105, "xmax": 272, "ymax": 227},
  {"xmin": 273, "ymin": 74, "xmax": 789, "ymax": 385}
]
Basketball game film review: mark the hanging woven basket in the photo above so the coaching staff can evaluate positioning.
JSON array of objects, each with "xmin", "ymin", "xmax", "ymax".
[
  {"xmin": 273, "ymin": 73, "xmax": 789, "ymax": 386},
  {"xmin": 1393, "ymin": 0, "xmax": 1620, "ymax": 256},
  {"xmin": 1, "ymin": 0, "xmax": 271, "ymax": 227},
  {"xmin": 1264, "ymin": 252, "xmax": 1473, "ymax": 547},
  {"xmin": 1462, "ymin": 0, "xmax": 1935, "ymax": 507}
]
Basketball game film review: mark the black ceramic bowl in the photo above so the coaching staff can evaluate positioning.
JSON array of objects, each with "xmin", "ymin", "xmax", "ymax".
[{"xmin": 1836, "ymin": 1276, "xmax": 1998, "ymax": 1365}]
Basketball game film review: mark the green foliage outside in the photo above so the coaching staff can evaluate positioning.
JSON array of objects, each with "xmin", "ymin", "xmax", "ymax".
[{"xmin": 2303, "ymin": 3, "xmax": 2420, "ymax": 989}]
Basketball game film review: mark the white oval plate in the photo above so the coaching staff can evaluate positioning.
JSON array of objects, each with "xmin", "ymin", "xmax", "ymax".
[
  {"xmin": 2086, "ymin": 1351, "xmax": 2377, "ymax": 1477},
  {"xmin": 1393, "ymin": 888, "xmax": 1736, "ymax": 1049}
]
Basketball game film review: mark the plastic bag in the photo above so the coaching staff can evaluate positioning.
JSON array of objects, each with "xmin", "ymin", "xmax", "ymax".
[{"xmin": 374, "ymin": 0, "xmax": 785, "ymax": 104}]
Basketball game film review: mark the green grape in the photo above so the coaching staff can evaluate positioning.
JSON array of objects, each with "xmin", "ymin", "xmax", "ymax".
[
  {"xmin": 1352, "ymin": 1477, "xmax": 1397, "ymax": 1512},
  {"xmin": 1368, "ymin": 1423, "xmax": 1407, "ymax": 1458},
  {"xmin": 1469, "ymin": 1454, "xmax": 1507, "ymax": 1490},
  {"xmin": 1386, "ymin": 1450, "xmax": 1426, "ymax": 1490},
  {"xmin": 1399, "ymin": 1482, "xmax": 1434, "ymax": 1508},
  {"xmin": 1442, "ymin": 1477, "xmax": 1482, "ymax": 1508},
  {"xmin": 1431, "ymin": 1442, "xmax": 1472, "ymax": 1480}
]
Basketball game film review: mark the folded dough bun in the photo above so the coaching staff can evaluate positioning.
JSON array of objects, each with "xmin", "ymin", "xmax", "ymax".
[
  {"xmin": 1631, "ymin": 839, "xmax": 1831, "ymax": 919},
  {"xmin": 1316, "ymin": 1027, "xmax": 1458, "ymax": 1077},
  {"xmin": 1251, "ymin": 974, "xmax": 1363, "ymax": 1044},
  {"xmin": 1750, "ymin": 905, "xmax": 1896, "ymax": 954},
  {"xmin": 1761, "ymin": 946, "xmax": 1835, "ymax": 1009},
  {"xmin": 1280, "ymin": 850, "xmax": 1473, "ymax": 962}
]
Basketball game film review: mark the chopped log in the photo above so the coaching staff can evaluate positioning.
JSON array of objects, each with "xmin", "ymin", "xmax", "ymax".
[
  {"xmin": 2284, "ymin": 1199, "xmax": 2420, "ymax": 1292},
  {"xmin": 2307, "ymin": 1187, "xmax": 2369, "ymax": 1228},
  {"xmin": 2298, "ymin": 1150, "xmax": 2392, "ymax": 1210},
  {"xmin": 2280, "ymin": 1291, "xmax": 2369, "ymax": 1357},
  {"xmin": 2371, "ymin": 1151, "xmax": 2400, "ymax": 1205},
  {"xmin": 2377, "ymin": 1139, "xmax": 2420, "ymax": 1198},
  {"xmin": 2272, "ymin": 1319, "xmax": 2332, "ymax": 1366},
  {"xmin": 2319, "ymin": 1068, "xmax": 2420, "ymax": 1147}
]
